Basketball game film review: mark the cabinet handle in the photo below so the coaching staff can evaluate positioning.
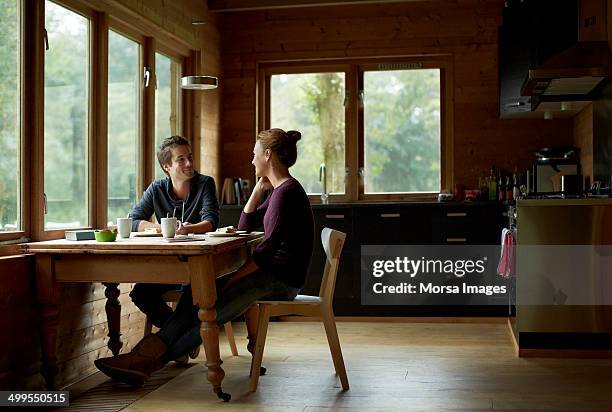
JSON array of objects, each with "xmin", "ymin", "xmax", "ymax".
[
  {"xmin": 380, "ymin": 213, "xmax": 400, "ymax": 218},
  {"xmin": 446, "ymin": 237, "xmax": 467, "ymax": 242},
  {"xmin": 446, "ymin": 212, "xmax": 467, "ymax": 217},
  {"xmin": 505, "ymin": 101, "xmax": 526, "ymax": 108},
  {"xmin": 325, "ymin": 214, "xmax": 345, "ymax": 219}
]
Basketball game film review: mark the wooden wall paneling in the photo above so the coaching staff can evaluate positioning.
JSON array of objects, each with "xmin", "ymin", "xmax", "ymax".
[
  {"xmin": 0, "ymin": 255, "xmax": 44, "ymax": 389},
  {"xmin": 219, "ymin": 1, "xmax": 575, "ymax": 189}
]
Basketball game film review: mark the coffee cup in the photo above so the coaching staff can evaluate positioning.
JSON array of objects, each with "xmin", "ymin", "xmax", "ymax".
[
  {"xmin": 117, "ymin": 218, "xmax": 132, "ymax": 238},
  {"xmin": 161, "ymin": 217, "xmax": 178, "ymax": 238}
]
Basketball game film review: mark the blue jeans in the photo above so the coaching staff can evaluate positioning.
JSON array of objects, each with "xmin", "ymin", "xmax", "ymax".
[
  {"xmin": 129, "ymin": 283, "xmax": 182, "ymax": 328},
  {"xmin": 156, "ymin": 270, "xmax": 299, "ymax": 363}
]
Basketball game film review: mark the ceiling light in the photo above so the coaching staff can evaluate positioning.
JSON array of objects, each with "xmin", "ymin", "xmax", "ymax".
[{"xmin": 181, "ymin": 76, "xmax": 218, "ymax": 90}]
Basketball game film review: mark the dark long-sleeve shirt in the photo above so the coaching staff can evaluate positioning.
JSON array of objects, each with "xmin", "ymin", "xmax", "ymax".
[
  {"xmin": 129, "ymin": 172, "xmax": 219, "ymax": 232},
  {"xmin": 238, "ymin": 178, "xmax": 314, "ymax": 289}
]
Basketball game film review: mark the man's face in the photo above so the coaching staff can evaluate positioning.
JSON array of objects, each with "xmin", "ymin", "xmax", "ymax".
[{"xmin": 164, "ymin": 145, "xmax": 195, "ymax": 181}]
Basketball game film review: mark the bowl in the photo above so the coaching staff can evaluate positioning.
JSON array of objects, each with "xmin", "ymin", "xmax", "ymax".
[{"xmin": 94, "ymin": 230, "xmax": 117, "ymax": 242}]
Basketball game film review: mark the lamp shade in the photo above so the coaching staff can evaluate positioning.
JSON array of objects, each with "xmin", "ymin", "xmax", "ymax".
[{"xmin": 180, "ymin": 75, "xmax": 218, "ymax": 90}]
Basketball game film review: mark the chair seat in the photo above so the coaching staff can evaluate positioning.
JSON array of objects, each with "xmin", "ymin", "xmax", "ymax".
[{"xmin": 257, "ymin": 294, "xmax": 321, "ymax": 305}]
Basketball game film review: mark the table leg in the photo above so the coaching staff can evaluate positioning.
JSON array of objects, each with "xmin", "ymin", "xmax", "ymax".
[
  {"xmin": 102, "ymin": 283, "xmax": 123, "ymax": 356},
  {"xmin": 35, "ymin": 255, "xmax": 61, "ymax": 389},
  {"xmin": 189, "ymin": 255, "xmax": 230, "ymax": 402}
]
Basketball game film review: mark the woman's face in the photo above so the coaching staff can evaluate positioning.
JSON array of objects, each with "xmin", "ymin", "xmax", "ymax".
[{"xmin": 251, "ymin": 141, "xmax": 269, "ymax": 177}]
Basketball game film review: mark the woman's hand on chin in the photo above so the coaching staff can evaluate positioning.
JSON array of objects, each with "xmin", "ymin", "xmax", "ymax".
[{"xmin": 255, "ymin": 176, "xmax": 273, "ymax": 194}]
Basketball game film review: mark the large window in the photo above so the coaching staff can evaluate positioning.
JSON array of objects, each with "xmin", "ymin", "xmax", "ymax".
[
  {"xmin": 107, "ymin": 30, "xmax": 140, "ymax": 225},
  {"xmin": 154, "ymin": 52, "xmax": 181, "ymax": 180},
  {"xmin": 0, "ymin": 1, "xmax": 192, "ymax": 242},
  {"xmin": 363, "ymin": 69, "xmax": 441, "ymax": 193},
  {"xmin": 0, "ymin": 0, "xmax": 21, "ymax": 232},
  {"xmin": 44, "ymin": 1, "xmax": 90, "ymax": 229},
  {"xmin": 270, "ymin": 72, "xmax": 346, "ymax": 195},
  {"xmin": 261, "ymin": 59, "xmax": 449, "ymax": 201}
]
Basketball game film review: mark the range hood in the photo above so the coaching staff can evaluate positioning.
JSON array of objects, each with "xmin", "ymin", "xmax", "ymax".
[
  {"xmin": 520, "ymin": 0, "xmax": 611, "ymax": 110},
  {"xmin": 522, "ymin": 41, "xmax": 612, "ymax": 106}
]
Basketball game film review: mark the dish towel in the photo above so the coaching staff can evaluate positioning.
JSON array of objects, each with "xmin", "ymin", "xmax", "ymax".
[{"xmin": 497, "ymin": 228, "xmax": 516, "ymax": 278}]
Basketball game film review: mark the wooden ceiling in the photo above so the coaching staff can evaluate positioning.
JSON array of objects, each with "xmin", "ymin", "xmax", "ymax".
[{"xmin": 207, "ymin": 0, "xmax": 429, "ymax": 12}]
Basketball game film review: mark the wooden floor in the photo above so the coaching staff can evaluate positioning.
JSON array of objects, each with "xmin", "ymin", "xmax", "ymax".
[{"xmin": 83, "ymin": 321, "xmax": 612, "ymax": 411}]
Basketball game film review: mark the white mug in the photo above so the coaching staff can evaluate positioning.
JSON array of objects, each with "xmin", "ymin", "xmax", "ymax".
[
  {"xmin": 161, "ymin": 217, "xmax": 179, "ymax": 238},
  {"xmin": 117, "ymin": 218, "xmax": 132, "ymax": 238}
]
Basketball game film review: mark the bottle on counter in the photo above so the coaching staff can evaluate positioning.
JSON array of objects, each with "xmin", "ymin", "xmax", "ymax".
[
  {"xmin": 506, "ymin": 175, "xmax": 513, "ymax": 202},
  {"xmin": 498, "ymin": 173, "xmax": 506, "ymax": 202},
  {"xmin": 512, "ymin": 172, "xmax": 520, "ymax": 201},
  {"xmin": 488, "ymin": 167, "xmax": 497, "ymax": 201}
]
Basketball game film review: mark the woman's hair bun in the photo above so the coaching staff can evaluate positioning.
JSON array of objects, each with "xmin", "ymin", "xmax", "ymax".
[{"xmin": 286, "ymin": 130, "xmax": 301, "ymax": 143}]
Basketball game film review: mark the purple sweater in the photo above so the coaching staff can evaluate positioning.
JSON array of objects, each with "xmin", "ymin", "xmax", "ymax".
[{"xmin": 238, "ymin": 178, "xmax": 314, "ymax": 289}]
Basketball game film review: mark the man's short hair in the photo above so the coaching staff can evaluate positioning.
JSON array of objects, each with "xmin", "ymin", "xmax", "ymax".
[{"xmin": 157, "ymin": 135, "xmax": 191, "ymax": 176}]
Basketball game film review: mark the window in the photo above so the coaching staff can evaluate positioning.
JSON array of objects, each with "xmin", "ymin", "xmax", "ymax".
[
  {"xmin": 44, "ymin": 0, "xmax": 90, "ymax": 229},
  {"xmin": 270, "ymin": 72, "xmax": 346, "ymax": 195},
  {"xmin": 0, "ymin": 0, "xmax": 21, "ymax": 232},
  {"xmin": 260, "ymin": 59, "xmax": 450, "ymax": 201},
  {"xmin": 154, "ymin": 52, "xmax": 181, "ymax": 180},
  {"xmin": 107, "ymin": 30, "xmax": 140, "ymax": 225},
  {"xmin": 363, "ymin": 69, "xmax": 441, "ymax": 193}
]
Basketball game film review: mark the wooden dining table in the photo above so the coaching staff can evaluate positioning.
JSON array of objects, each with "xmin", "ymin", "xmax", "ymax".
[{"xmin": 22, "ymin": 233, "xmax": 264, "ymax": 402}]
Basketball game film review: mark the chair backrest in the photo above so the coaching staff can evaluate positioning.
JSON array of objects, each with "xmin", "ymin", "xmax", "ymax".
[{"xmin": 318, "ymin": 227, "xmax": 347, "ymax": 304}]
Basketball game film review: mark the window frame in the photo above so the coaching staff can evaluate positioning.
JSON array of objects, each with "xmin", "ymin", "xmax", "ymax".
[
  {"xmin": 3, "ymin": 0, "xmax": 199, "ymax": 243},
  {"xmin": 0, "ymin": 0, "xmax": 26, "ymax": 241},
  {"xmin": 258, "ymin": 63, "xmax": 353, "ymax": 203},
  {"xmin": 106, "ymin": 23, "xmax": 145, "ymax": 226},
  {"xmin": 257, "ymin": 56, "xmax": 454, "ymax": 203},
  {"xmin": 152, "ymin": 48, "xmax": 185, "ymax": 182},
  {"xmin": 35, "ymin": 0, "xmax": 95, "ymax": 240}
]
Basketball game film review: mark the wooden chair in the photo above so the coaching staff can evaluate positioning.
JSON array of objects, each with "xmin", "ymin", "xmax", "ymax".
[
  {"xmin": 249, "ymin": 227, "xmax": 349, "ymax": 392},
  {"xmin": 143, "ymin": 290, "xmax": 239, "ymax": 359}
]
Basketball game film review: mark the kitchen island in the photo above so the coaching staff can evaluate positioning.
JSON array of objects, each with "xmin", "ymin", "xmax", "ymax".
[{"xmin": 512, "ymin": 198, "xmax": 612, "ymax": 356}]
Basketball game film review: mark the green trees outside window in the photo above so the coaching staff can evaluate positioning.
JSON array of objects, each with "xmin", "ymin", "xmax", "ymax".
[
  {"xmin": 0, "ymin": 0, "xmax": 20, "ymax": 232},
  {"xmin": 364, "ymin": 69, "xmax": 441, "ymax": 193},
  {"xmin": 107, "ymin": 30, "xmax": 139, "ymax": 225},
  {"xmin": 154, "ymin": 52, "xmax": 181, "ymax": 181},
  {"xmin": 44, "ymin": 0, "xmax": 90, "ymax": 229},
  {"xmin": 271, "ymin": 72, "xmax": 346, "ymax": 195}
]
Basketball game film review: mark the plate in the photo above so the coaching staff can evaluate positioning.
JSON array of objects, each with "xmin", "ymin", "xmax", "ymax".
[
  {"xmin": 132, "ymin": 232, "xmax": 163, "ymax": 237},
  {"xmin": 207, "ymin": 231, "xmax": 247, "ymax": 237},
  {"xmin": 163, "ymin": 235, "xmax": 206, "ymax": 242}
]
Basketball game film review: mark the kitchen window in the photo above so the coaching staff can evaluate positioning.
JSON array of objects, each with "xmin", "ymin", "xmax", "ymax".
[
  {"xmin": 270, "ymin": 70, "xmax": 346, "ymax": 196},
  {"xmin": 259, "ymin": 57, "xmax": 452, "ymax": 202},
  {"xmin": 0, "ymin": 0, "xmax": 22, "ymax": 234}
]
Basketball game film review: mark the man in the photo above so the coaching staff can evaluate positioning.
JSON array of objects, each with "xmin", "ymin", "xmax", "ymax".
[{"xmin": 129, "ymin": 135, "xmax": 219, "ymax": 330}]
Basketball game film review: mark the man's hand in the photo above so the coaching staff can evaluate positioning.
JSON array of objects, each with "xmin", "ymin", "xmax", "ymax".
[
  {"xmin": 176, "ymin": 220, "xmax": 214, "ymax": 235},
  {"xmin": 138, "ymin": 221, "xmax": 161, "ymax": 232}
]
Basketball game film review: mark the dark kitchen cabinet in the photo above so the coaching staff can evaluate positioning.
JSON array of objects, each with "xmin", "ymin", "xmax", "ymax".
[
  {"xmin": 303, "ymin": 202, "xmax": 504, "ymax": 316},
  {"xmin": 430, "ymin": 203, "xmax": 504, "ymax": 245},
  {"xmin": 498, "ymin": 0, "xmax": 578, "ymax": 117}
]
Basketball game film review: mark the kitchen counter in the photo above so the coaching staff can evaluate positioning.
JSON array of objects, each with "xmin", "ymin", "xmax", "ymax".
[{"xmin": 517, "ymin": 198, "xmax": 612, "ymax": 207}]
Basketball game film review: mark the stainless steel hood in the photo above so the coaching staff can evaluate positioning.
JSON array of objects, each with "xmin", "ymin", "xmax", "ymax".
[{"xmin": 522, "ymin": 41, "xmax": 612, "ymax": 104}]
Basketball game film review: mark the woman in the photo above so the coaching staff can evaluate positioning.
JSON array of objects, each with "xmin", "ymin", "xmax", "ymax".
[{"xmin": 95, "ymin": 128, "xmax": 315, "ymax": 386}]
